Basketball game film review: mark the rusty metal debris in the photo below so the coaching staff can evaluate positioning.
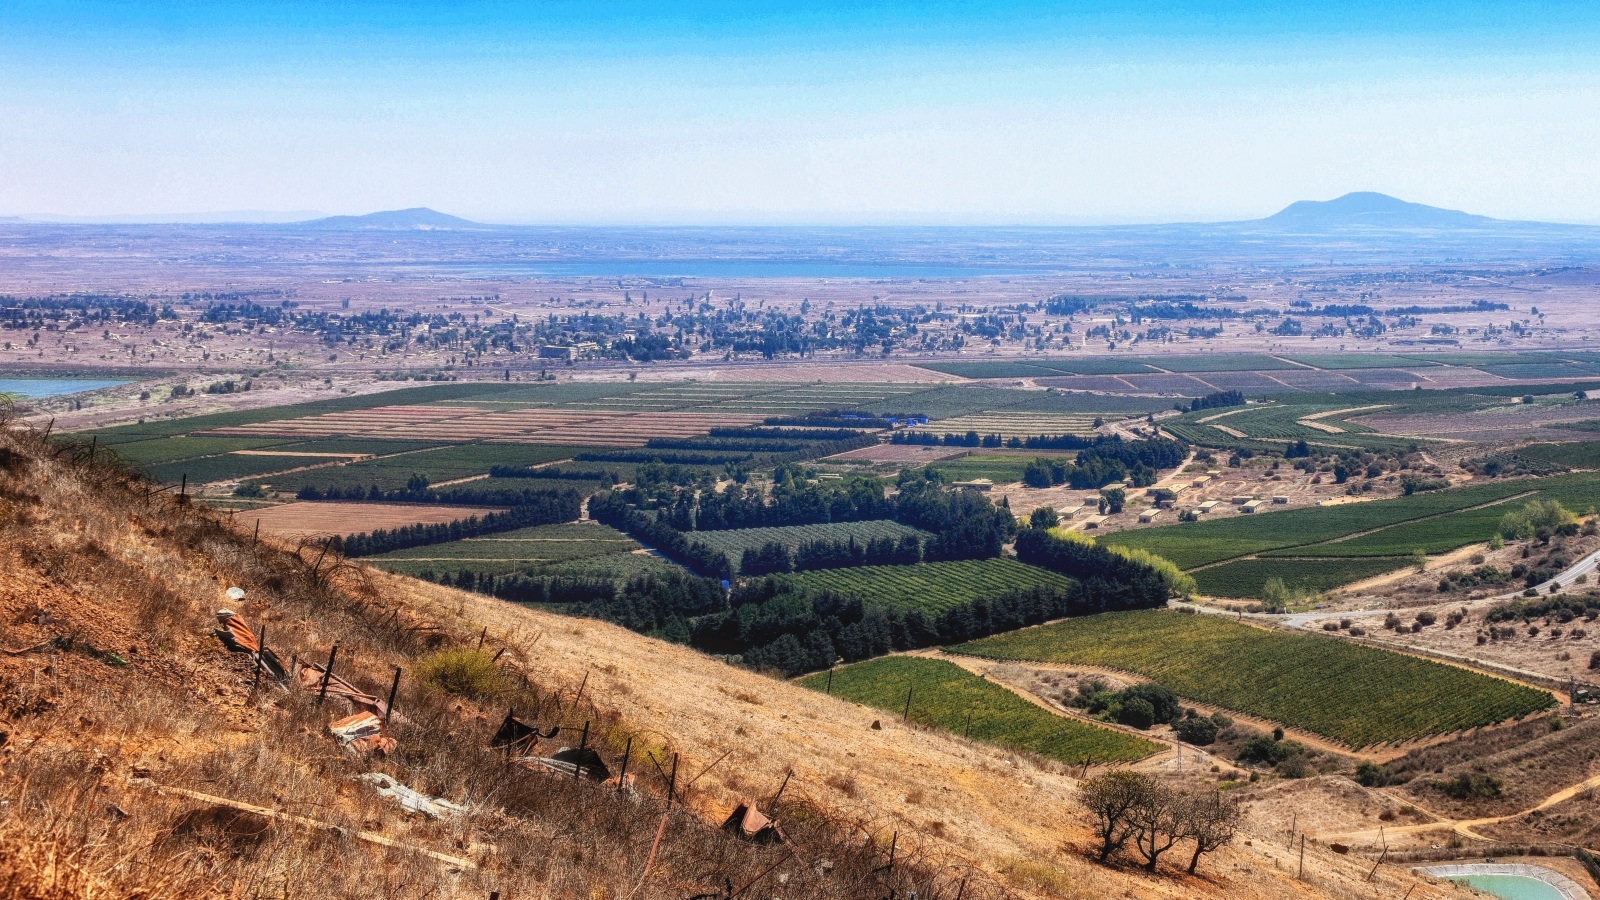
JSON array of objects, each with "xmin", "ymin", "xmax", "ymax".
[
  {"xmin": 360, "ymin": 773, "xmax": 465, "ymax": 819},
  {"xmin": 212, "ymin": 610, "xmax": 286, "ymax": 680},
  {"xmin": 720, "ymin": 800, "xmax": 780, "ymax": 844},
  {"xmin": 491, "ymin": 709, "xmax": 558, "ymax": 753},
  {"xmin": 329, "ymin": 711, "xmax": 396, "ymax": 755},
  {"xmin": 522, "ymin": 746, "xmax": 610, "ymax": 781},
  {"xmin": 294, "ymin": 655, "xmax": 387, "ymax": 717}
]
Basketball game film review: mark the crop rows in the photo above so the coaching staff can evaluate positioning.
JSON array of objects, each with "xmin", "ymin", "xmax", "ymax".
[
  {"xmin": 778, "ymin": 558, "xmax": 1075, "ymax": 613},
  {"xmin": 1104, "ymin": 477, "xmax": 1550, "ymax": 569},
  {"xmin": 257, "ymin": 444, "xmax": 581, "ymax": 492},
  {"xmin": 954, "ymin": 610, "xmax": 1556, "ymax": 747},
  {"xmin": 692, "ymin": 520, "xmax": 928, "ymax": 559},
  {"xmin": 797, "ymin": 656, "xmax": 1158, "ymax": 763},
  {"xmin": 1191, "ymin": 557, "xmax": 1409, "ymax": 598},
  {"xmin": 1271, "ymin": 500, "xmax": 1522, "ymax": 558}
]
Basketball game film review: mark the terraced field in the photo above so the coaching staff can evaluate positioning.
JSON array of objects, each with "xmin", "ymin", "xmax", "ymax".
[
  {"xmin": 954, "ymin": 610, "xmax": 1557, "ymax": 747},
  {"xmin": 797, "ymin": 656, "xmax": 1159, "ymax": 763},
  {"xmin": 778, "ymin": 558, "xmax": 1075, "ymax": 613}
]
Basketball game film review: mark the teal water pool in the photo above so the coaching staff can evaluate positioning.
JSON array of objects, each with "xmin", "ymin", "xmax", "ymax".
[
  {"xmin": 0, "ymin": 377, "xmax": 129, "ymax": 399},
  {"xmin": 1447, "ymin": 874, "xmax": 1567, "ymax": 900}
]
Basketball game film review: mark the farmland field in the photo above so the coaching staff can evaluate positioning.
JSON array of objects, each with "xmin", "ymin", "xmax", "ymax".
[
  {"xmin": 1267, "ymin": 499, "xmax": 1523, "ymax": 558},
  {"xmin": 244, "ymin": 501, "xmax": 502, "ymax": 541},
  {"xmin": 690, "ymin": 520, "xmax": 929, "ymax": 573},
  {"xmin": 369, "ymin": 522, "xmax": 635, "ymax": 561},
  {"xmin": 913, "ymin": 412, "xmax": 1102, "ymax": 439},
  {"xmin": 1191, "ymin": 556, "xmax": 1409, "ymax": 598},
  {"xmin": 1515, "ymin": 441, "xmax": 1600, "ymax": 470},
  {"xmin": 777, "ymin": 558, "xmax": 1075, "ymax": 613},
  {"xmin": 1282, "ymin": 354, "xmax": 1439, "ymax": 370},
  {"xmin": 925, "ymin": 453, "xmax": 1050, "ymax": 483},
  {"xmin": 256, "ymin": 444, "xmax": 583, "ymax": 492},
  {"xmin": 1104, "ymin": 477, "xmax": 1547, "ymax": 569},
  {"xmin": 1150, "ymin": 354, "xmax": 1303, "ymax": 373},
  {"xmin": 797, "ymin": 656, "xmax": 1159, "ymax": 763},
  {"xmin": 953, "ymin": 610, "xmax": 1557, "ymax": 747}
]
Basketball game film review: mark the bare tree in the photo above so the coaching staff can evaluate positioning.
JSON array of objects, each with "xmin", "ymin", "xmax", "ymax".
[
  {"xmin": 1182, "ymin": 789, "xmax": 1242, "ymax": 876},
  {"xmin": 1079, "ymin": 770, "xmax": 1156, "ymax": 862},
  {"xmin": 1128, "ymin": 781, "xmax": 1185, "ymax": 872}
]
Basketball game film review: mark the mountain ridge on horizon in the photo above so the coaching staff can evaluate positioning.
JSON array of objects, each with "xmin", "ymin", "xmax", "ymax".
[{"xmin": 4, "ymin": 193, "xmax": 1593, "ymax": 231}]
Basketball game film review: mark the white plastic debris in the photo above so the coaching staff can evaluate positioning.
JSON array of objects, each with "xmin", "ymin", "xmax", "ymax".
[
  {"xmin": 225, "ymin": 587, "xmax": 246, "ymax": 601},
  {"xmin": 360, "ymin": 773, "xmax": 466, "ymax": 819}
]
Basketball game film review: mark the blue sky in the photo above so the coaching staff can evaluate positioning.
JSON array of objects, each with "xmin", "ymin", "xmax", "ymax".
[{"xmin": 2, "ymin": 1, "xmax": 1598, "ymax": 224}]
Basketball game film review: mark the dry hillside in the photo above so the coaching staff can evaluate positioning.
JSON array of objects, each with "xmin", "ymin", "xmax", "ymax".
[{"xmin": 0, "ymin": 418, "xmax": 1475, "ymax": 899}]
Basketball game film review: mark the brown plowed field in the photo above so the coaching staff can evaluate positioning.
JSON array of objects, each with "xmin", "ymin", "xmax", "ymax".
[
  {"xmin": 243, "ymin": 501, "xmax": 503, "ymax": 540},
  {"xmin": 201, "ymin": 406, "xmax": 768, "ymax": 446}
]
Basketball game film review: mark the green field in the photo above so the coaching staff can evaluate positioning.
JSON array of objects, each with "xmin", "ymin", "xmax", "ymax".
[
  {"xmin": 364, "ymin": 522, "xmax": 676, "ymax": 582},
  {"xmin": 257, "ymin": 444, "xmax": 583, "ymax": 492},
  {"xmin": 797, "ymin": 656, "xmax": 1159, "ymax": 763},
  {"xmin": 1282, "ymin": 354, "xmax": 1438, "ymax": 370},
  {"xmin": 954, "ymin": 610, "xmax": 1556, "ymax": 747},
  {"xmin": 1268, "ymin": 498, "xmax": 1523, "ymax": 558},
  {"xmin": 915, "ymin": 360, "xmax": 1157, "ymax": 379},
  {"xmin": 1515, "ymin": 441, "xmax": 1600, "ymax": 470},
  {"xmin": 1191, "ymin": 557, "xmax": 1409, "ymax": 598},
  {"xmin": 777, "ymin": 558, "xmax": 1075, "ymax": 613},
  {"xmin": 925, "ymin": 453, "xmax": 1047, "ymax": 483},
  {"xmin": 690, "ymin": 520, "xmax": 929, "ymax": 573},
  {"xmin": 1150, "ymin": 354, "xmax": 1302, "ymax": 373},
  {"xmin": 1104, "ymin": 477, "xmax": 1547, "ymax": 569}
]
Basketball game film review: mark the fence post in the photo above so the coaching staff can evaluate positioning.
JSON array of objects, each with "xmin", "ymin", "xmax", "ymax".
[
  {"xmin": 385, "ymin": 666, "xmax": 402, "ymax": 723},
  {"xmin": 667, "ymin": 753, "xmax": 678, "ymax": 809},
  {"xmin": 617, "ymin": 736, "xmax": 632, "ymax": 791},
  {"xmin": 316, "ymin": 645, "xmax": 339, "ymax": 704},
  {"xmin": 902, "ymin": 687, "xmax": 913, "ymax": 723},
  {"xmin": 575, "ymin": 721, "xmax": 589, "ymax": 781}
]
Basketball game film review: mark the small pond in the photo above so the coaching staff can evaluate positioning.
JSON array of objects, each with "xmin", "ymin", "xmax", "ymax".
[{"xmin": 1446, "ymin": 874, "xmax": 1569, "ymax": 900}]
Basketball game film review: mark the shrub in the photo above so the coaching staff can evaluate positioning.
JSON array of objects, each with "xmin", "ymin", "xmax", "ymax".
[
  {"xmin": 414, "ymin": 648, "xmax": 502, "ymax": 698},
  {"xmin": 1434, "ymin": 773, "xmax": 1502, "ymax": 800},
  {"xmin": 1172, "ymin": 715, "xmax": 1218, "ymax": 746},
  {"xmin": 1354, "ymin": 761, "xmax": 1391, "ymax": 787}
]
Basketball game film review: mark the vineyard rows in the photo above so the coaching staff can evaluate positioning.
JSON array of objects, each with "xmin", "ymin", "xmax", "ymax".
[
  {"xmin": 778, "ymin": 558, "xmax": 1075, "ymax": 613},
  {"xmin": 954, "ymin": 610, "xmax": 1556, "ymax": 747},
  {"xmin": 797, "ymin": 656, "xmax": 1158, "ymax": 763},
  {"xmin": 1191, "ymin": 557, "xmax": 1408, "ymax": 598}
]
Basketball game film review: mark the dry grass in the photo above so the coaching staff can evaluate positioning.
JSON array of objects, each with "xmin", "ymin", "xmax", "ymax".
[{"xmin": 0, "ymin": 420, "xmax": 1002, "ymax": 900}]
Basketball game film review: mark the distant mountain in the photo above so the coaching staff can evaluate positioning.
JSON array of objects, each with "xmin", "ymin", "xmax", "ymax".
[
  {"xmin": 298, "ymin": 207, "xmax": 483, "ymax": 230},
  {"xmin": 1257, "ymin": 192, "xmax": 1503, "ymax": 230}
]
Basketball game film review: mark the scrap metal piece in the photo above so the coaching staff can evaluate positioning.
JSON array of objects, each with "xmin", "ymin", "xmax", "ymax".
[
  {"xmin": 491, "ymin": 710, "xmax": 558, "ymax": 753},
  {"xmin": 329, "ymin": 712, "xmax": 397, "ymax": 755},
  {"xmin": 520, "ymin": 747, "xmax": 610, "ymax": 781},
  {"xmin": 360, "ymin": 773, "xmax": 465, "ymax": 819},
  {"xmin": 295, "ymin": 655, "xmax": 387, "ymax": 717},
  {"xmin": 720, "ymin": 800, "xmax": 779, "ymax": 843},
  {"xmin": 214, "ymin": 610, "xmax": 259, "ymax": 654}
]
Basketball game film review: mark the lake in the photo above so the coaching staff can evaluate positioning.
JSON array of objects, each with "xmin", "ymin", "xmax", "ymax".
[{"xmin": 0, "ymin": 377, "xmax": 130, "ymax": 399}]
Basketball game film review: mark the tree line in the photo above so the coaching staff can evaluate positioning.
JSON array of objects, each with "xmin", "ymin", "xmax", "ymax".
[
  {"xmin": 1021, "ymin": 438, "xmax": 1186, "ymax": 490},
  {"xmin": 336, "ymin": 490, "xmax": 580, "ymax": 557}
]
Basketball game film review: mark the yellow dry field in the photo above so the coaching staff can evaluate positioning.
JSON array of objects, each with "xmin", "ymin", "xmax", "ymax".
[{"xmin": 245, "ymin": 501, "xmax": 501, "ymax": 540}]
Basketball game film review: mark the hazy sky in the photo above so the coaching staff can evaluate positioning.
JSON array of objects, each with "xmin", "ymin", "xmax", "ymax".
[{"xmin": 3, "ymin": 1, "xmax": 1599, "ymax": 224}]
